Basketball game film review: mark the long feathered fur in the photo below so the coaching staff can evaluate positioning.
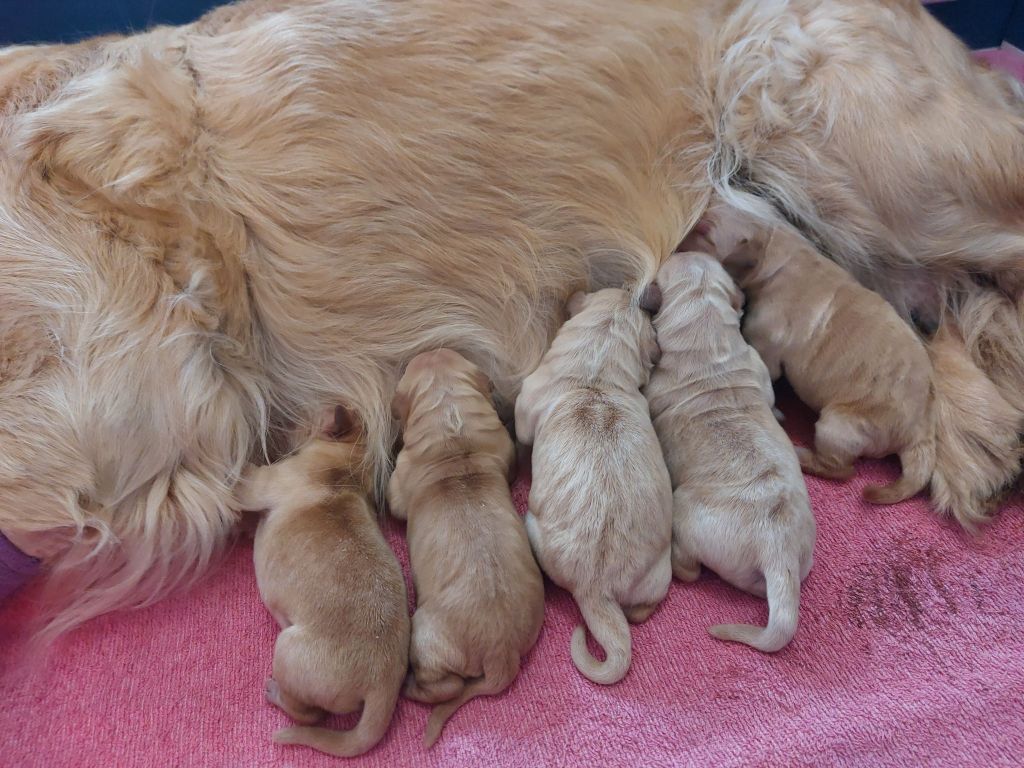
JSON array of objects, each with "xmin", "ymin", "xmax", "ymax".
[{"xmin": 1, "ymin": 0, "xmax": 1023, "ymax": 634}]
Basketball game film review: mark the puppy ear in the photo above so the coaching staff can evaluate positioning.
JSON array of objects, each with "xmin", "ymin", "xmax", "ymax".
[
  {"xmin": 566, "ymin": 291, "xmax": 589, "ymax": 318},
  {"xmin": 638, "ymin": 283, "xmax": 662, "ymax": 315},
  {"xmin": 321, "ymin": 405, "xmax": 358, "ymax": 440}
]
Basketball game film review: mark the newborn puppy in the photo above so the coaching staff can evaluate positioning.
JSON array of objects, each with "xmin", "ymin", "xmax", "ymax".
[
  {"xmin": 388, "ymin": 349, "xmax": 544, "ymax": 748},
  {"xmin": 238, "ymin": 408, "xmax": 409, "ymax": 758},
  {"xmin": 646, "ymin": 253, "xmax": 815, "ymax": 652},
  {"xmin": 693, "ymin": 202, "xmax": 935, "ymax": 505},
  {"xmin": 515, "ymin": 288, "xmax": 671, "ymax": 684}
]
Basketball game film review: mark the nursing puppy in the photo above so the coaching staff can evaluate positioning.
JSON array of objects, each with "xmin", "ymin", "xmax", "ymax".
[
  {"xmin": 692, "ymin": 203, "xmax": 934, "ymax": 502},
  {"xmin": 516, "ymin": 289, "xmax": 671, "ymax": 684},
  {"xmin": 693, "ymin": 201, "xmax": 1022, "ymax": 528},
  {"xmin": 646, "ymin": 252, "xmax": 815, "ymax": 653},
  {"xmin": 388, "ymin": 349, "xmax": 544, "ymax": 748},
  {"xmin": 238, "ymin": 407, "xmax": 409, "ymax": 758}
]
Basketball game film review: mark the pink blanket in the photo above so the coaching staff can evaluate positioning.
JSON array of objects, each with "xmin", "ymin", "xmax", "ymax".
[{"xmin": 1, "ymin": 391, "xmax": 1022, "ymax": 768}]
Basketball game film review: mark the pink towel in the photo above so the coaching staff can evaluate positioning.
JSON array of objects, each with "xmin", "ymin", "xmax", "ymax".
[{"xmin": 1, "ymin": 390, "xmax": 1022, "ymax": 768}]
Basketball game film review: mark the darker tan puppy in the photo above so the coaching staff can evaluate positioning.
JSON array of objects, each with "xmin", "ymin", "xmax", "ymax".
[
  {"xmin": 238, "ymin": 408, "xmax": 409, "ymax": 758},
  {"xmin": 389, "ymin": 349, "xmax": 544, "ymax": 748},
  {"xmin": 690, "ymin": 197, "xmax": 1022, "ymax": 528}
]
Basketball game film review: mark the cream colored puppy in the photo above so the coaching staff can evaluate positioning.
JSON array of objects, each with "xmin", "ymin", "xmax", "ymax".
[
  {"xmin": 515, "ymin": 288, "xmax": 671, "ymax": 685},
  {"xmin": 388, "ymin": 349, "xmax": 544, "ymax": 748},
  {"xmin": 646, "ymin": 252, "xmax": 815, "ymax": 653},
  {"xmin": 691, "ymin": 202, "xmax": 936, "ymax": 505},
  {"xmin": 238, "ymin": 408, "xmax": 409, "ymax": 758}
]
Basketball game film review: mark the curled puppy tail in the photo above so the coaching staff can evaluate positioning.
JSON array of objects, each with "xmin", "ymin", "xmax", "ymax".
[
  {"xmin": 274, "ymin": 686, "xmax": 398, "ymax": 758},
  {"xmin": 863, "ymin": 433, "xmax": 935, "ymax": 505},
  {"xmin": 570, "ymin": 594, "xmax": 631, "ymax": 685},
  {"xmin": 709, "ymin": 563, "xmax": 799, "ymax": 653},
  {"xmin": 422, "ymin": 656, "xmax": 519, "ymax": 749},
  {"xmin": 928, "ymin": 321, "xmax": 1023, "ymax": 531}
]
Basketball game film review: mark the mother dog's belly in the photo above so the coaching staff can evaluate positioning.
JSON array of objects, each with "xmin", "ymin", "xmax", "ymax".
[{"xmin": 185, "ymin": 0, "xmax": 720, "ymax": 403}]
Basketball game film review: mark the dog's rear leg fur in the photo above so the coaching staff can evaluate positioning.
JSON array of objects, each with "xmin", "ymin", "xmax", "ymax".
[{"xmin": 707, "ymin": 0, "xmax": 1024, "ymax": 518}]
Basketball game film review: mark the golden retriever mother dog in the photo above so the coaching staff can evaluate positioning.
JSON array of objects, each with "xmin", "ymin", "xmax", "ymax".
[{"xmin": 1, "ymin": 0, "xmax": 1023, "ymax": 636}]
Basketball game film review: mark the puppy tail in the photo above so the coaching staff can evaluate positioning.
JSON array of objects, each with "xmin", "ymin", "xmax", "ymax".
[
  {"xmin": 422, "ymin": 656, "xmax": 518, "ymax": 749},
  {"xmin": 928, "ymin": 321, "xmax": 1024, "ymax": 531},
  {"xmin": 570, "ymin": 594, "xmax": 631, "ymax": 685},
  {"xmin": 863, "ymin": 435, "xmax": 935, "ymax": 505},
  {"xmin": 274, "ymin": 687, "xmax": 398, "ymax": 758},
  {"xmin": 709, "ymin": 563, "xmax": 799, "ymax": 653}
]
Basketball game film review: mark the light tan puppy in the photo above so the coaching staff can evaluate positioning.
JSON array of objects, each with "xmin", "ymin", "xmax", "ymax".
[
  {"xmin": 646, "ymin": 252, "xmax": 815, "ymax": 653},
  {"xmin": 515, "ymin": 289, "xmax": 671, "ymax": 685},
  {"xmin": 692, "ymin": 199, "xmax": 1022, "ymax": 527},
  {"xmin": 388, "ymin": 349, "xmax": 544, "ymax": 748},
  {"xmin": 238, "ymin": 408, "xmax": 409, "ymax": 758}
]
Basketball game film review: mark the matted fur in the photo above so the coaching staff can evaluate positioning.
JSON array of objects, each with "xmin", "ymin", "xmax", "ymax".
[{"xmin": 1, "ymin": 0, "xmax": 1022, "ymax": 634}]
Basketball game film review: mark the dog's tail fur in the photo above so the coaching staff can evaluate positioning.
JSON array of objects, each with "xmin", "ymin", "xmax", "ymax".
[
  {"xmin": 927, "ymin": 320, "xmax": 1023, "ymax": 531},
  {"xmin": 863, "ymin": 433, "xmax": 935, "ymax": 506},
  {"xmin": 274, "ymin": 686, "xmax": 397, "ymax": 758},
  {"xmin": 954, "ymin": 285, "xmax": 1024, "ymax": 416},
  {"xmin": 570, "ymin": 593, "xmax": 631, "ymax": 685},
  {"xmin": 422, "ymin": 654, "xmax": 519, "ymax": 749},
  {"xmin": 709, "ymin": 562, "xmax": 799, "ymax": 653}
]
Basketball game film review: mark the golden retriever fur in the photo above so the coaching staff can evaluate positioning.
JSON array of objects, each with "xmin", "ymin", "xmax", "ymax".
[
  {"xmin": 693, "ymin": 202, "xmax": 936, "ymax": 503},
  {"xmin": 646, "ymin": 252, "xmax": 814, "ymax": 652},
  {"xmin": 237, "ymin": 412, "xmax": 409, "ymax": 757},
  {"xmin": 516, "ymin": 289, "xmax": 672, "ymax": 684},
  {"xmin": 388, "ymin": 349, "xmax": 544, "ymax": 748},
  {"xmin": 692, "ymin": 196, "xmax": 1024, "ymax": 528},
  {"xmin": 0, "ymin": 0, "xmax": 1022, "ymax": 633}
]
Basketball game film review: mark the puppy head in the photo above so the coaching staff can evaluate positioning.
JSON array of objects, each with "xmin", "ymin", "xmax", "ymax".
[
  {"xmin": 393, "ymin": 348, "xmax": 493, "ymax": 427},
  {"xmin": 695, "ymin": 201, "xmax": 764, "ymax": 261},
  {"xmin": 657, "ymin": 252, "xmax": 744, "ymax": 315}
]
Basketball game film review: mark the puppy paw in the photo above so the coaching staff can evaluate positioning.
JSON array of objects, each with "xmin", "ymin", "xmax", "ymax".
[{"xmin": 265, "ymin": 678, "xmax": 283, "ymax": 709}]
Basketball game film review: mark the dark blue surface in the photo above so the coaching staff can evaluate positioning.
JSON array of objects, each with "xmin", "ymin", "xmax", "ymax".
[
  {"xmin": 926, "ymin": 0, "xmax": 1017, "ymax": 49},
  {"xmin": 1004, "ymin": 0, "xmax": 1024, "ymax": 47},
  {"xmin": 0, "ymin": 1, "xmax": 1021, "ymax": 51},
  {"xmin": 0, "ymin": 0, "xmax": 227, "ymax": 46}
]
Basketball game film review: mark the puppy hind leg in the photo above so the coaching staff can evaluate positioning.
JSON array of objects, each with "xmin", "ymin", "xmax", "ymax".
[
  {"xmin": 670, "ymin": 491, "xmax": 701, "ymax": 582},
  {"xmin": 625, "ymin": 551, "xmax": 672, "ymax": 623},
  {"xmin": 798, "ymin": 406, "xmax": 870, "ymax": 481},
  {"xmin": 405, "ymin": 612, "xmax": 463, "ymax": 704}
]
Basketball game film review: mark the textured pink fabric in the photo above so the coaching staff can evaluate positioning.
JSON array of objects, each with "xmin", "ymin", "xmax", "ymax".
[{"xmin": 1, "ymin": 391, "xmax": 1022, "ymax": 768}]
